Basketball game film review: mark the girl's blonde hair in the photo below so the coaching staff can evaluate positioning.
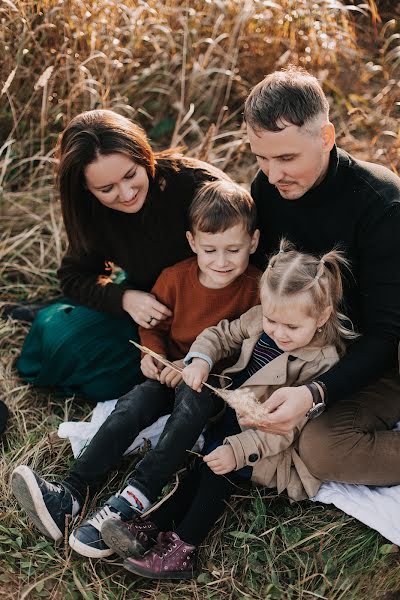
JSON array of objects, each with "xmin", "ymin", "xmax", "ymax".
[{"xmin": 260, "ymin": 239, "xmax": 359, "ymax": 353}]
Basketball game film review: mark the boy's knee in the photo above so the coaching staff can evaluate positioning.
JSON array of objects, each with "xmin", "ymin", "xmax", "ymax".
[{"xmin": 174, "ymin": 382, "xmax": 221, "ymax": 417}]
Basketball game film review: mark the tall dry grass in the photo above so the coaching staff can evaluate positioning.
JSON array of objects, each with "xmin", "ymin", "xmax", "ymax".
[{"xmin": 1, "ymin": 1, "xmax": 400, "ymax": 598}]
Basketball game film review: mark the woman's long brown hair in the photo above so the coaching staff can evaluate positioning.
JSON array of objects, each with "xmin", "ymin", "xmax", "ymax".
[{"xmin": 56, "ymin": 109, "xmax": 157, "ymax": 254}]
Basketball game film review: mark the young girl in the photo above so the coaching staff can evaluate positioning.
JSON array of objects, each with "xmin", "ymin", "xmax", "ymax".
[{"xmin": 101, "ymin": 239, "xmax": 358, "ymax": 580}]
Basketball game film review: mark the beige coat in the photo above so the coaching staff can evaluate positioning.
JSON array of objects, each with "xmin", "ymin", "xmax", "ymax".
[{"xmin": 189, "ymin": 305, "xmax": 340, "ymax": 500}]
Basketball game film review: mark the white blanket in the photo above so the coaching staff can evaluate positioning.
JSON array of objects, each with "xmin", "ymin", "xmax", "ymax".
[
  {"xmin": 58, "ymin": 402, "xmax": 400, "ymax": 546},
  {"xmin": 58, "ymin": 399, "xmax": 204, "ymax": 459}
]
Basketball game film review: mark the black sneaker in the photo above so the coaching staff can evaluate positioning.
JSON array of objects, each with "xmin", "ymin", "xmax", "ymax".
[
  {"xmin": 69, "ymin": 494, "xmax": 139, "ymax": 559},
  {"xmin": 11, "ymin": 465, "xmax": 74, "ymax": 541}
]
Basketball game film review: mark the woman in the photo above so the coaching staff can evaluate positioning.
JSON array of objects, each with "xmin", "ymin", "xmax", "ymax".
[{"xmin": 17, "ymin": 110, "xmax": 229, "ymax": 401}]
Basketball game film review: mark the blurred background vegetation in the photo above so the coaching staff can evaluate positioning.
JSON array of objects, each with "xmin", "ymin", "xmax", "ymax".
[{"xmin": 1, "ymin": 1, "xmax": 400, "ymax": 598}]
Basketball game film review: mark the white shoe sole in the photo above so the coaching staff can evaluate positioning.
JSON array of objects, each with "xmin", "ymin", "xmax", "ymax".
[
  {"xmin": 11, "ymin": 465, "xmax": 63, "ymax": 542},
  {"xmin": 69, "ymin": 530, "xmax": 114, "ymax": 559}
]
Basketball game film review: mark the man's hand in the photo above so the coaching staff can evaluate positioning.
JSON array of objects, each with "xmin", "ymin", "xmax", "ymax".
[
  {"xmin": 203, "ymin": 444, "xmax": 237, "ymax": 474},
  {"xmin": 238, "ymin": 386, "xmax": 313, "ymax": 435},
  {"xmin": 159, "ymin": 360, "xmax": 184, "ymax": 388},
  {"xmin": 140, "ymin": 354, "xmax": 165, "ymax": 380},
  {"xmin": 181, "ymin": 358, "xmax": 210, "ymax": 392}
]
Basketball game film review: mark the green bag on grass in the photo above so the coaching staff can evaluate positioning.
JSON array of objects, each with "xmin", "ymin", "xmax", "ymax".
[{"xmin": 17, "ymin": 300, "xmax": 143, "ymax": 402}]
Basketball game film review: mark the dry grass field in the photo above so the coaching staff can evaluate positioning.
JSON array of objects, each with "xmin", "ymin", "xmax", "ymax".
[{"xmin": 1, "ymin": 1, "xmax": 400, "ymax": 598}]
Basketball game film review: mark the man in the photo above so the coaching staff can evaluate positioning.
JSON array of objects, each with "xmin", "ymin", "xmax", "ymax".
[{"xmin": 244, "ymin": 66, "xmax": 400, "ymax": 485}]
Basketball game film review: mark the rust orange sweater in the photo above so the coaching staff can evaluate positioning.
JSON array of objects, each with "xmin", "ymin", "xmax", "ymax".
[{"xmin": 139, "ymin": 257, "xmax": 261, "ymax": 361}]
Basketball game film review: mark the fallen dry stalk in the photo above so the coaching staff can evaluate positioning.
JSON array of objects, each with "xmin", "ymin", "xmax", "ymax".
[{"xmin": 130, "ymin": 341, "xmax": 267, "ymax": 420}]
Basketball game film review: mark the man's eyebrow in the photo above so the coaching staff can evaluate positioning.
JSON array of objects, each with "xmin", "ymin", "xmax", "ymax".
[
  {"xmin": 254, "ymin": 152, "xmax": 298, "ymax": 160},
  {"xmin": 94, "ymin": 167, "xmax": 136, "ymax": 190}
]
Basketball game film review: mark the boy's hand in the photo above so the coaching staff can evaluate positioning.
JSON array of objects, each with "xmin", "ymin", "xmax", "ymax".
[
  {"xmin": 159, "ymin": 360, "xmax": 184, "ymax": 388},
  {"xmin": 182, "ymin": 358, "xmax": 210, "ymax": 392},
  {"xmin": 203, "ymin": 445, "xmax": 237, "ymax": 475},
  {"xmin": 140, "ymin": 354, "xmax": 165, "ymax": 380}
]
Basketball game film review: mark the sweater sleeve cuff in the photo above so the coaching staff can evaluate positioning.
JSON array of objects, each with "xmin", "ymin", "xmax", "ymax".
[
  {"xmin": 102, "ymin": 282, "xmax": 131, "ymax": 316},
  {"xmin": 184, "ymin": 352, "xmax": 213, "ymax": 369}
]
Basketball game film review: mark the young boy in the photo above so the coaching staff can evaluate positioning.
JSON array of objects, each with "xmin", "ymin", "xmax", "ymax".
[{"xmin": 11, "ymin": 179, "xmax": 261, "ymax": 559}]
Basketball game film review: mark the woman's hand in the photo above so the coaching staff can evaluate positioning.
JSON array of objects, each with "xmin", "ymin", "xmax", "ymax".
[
  {"xmin": 238, "ymin": 386, "xmax": 313, "ymax": 435},
  {"xmin": 122, "ymin": 289, "xmax": 172, "ymax": 328},
  {"xmin": 140, "ymin": 354, "xmax": 165, "ymax": 380},
  {"xmin": 159, "ymin": 359, "xmax": 184, "ymax": 388},
  {"xmin": 203, "ymin": 445, "xmax": 237, "ymax": 475},
  {"xmin": 181, "ymin": 358, "xmax": 210, "ymax": 392}
]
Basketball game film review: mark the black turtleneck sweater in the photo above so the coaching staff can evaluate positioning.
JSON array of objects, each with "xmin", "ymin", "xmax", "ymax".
[
  {"xmin": 57, "ymin": 157, "xmax": 226, "ymax": 316},
  {"xmin": 252, "ymin": 145, "xmax": 400, "ymax": 403}
]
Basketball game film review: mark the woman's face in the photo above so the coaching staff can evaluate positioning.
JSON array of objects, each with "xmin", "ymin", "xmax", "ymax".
[{"xmin": 84, "ymin": 153, "xmax": 149, "ymax": 213}]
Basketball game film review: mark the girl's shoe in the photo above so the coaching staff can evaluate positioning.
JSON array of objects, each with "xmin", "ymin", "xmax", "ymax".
[
  {"xmin": 101, "ymin": 517, "xmax": 159, "ymax": 558},
  {"xmin": 11, "ymin": 465, "xmax": 74, "ymax": 541},
  {"xmin": 123, "ymin": 531, "xmax": 197, "ymax": 580}
]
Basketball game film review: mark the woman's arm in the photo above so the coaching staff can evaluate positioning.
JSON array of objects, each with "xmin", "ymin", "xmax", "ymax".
[
  {"xmin": 58, "ymin": 249, "xmax": 172, "ymax": 325},
  {"xmin": 58, "ymin": 249, "xmax": 130, "ymax": 315}
]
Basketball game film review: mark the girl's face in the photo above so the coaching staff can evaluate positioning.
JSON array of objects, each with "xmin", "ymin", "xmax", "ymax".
[
  {"xmin": 261, "ymin": 293, "xmax": 331, "ymax": 352},
  {"xmin": 84, "ymin": 153, "xmax": 149, "ymax": 213}
]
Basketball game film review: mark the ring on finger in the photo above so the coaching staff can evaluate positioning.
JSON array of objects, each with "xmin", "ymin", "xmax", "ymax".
[{"xmin": 147, "ymin": 316, "xmax": 156, "ymax": 325}]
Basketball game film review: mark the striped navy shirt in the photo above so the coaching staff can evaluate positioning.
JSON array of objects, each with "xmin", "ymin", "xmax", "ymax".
[{"xmin": 230, "ymin": 332, "xmax": 284, "ymax": 389}]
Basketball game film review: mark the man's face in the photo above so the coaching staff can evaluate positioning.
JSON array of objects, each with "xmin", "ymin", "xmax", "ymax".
[{"xmin": 247, "ymin": 123, "xmax": 333, "ymax": 200}]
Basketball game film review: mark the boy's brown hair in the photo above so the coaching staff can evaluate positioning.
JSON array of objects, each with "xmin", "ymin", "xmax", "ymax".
[{"xmin": 188, "ymin": 179, "xmax": 257, "ymax": 235}]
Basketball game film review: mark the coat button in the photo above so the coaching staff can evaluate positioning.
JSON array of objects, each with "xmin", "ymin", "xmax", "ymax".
[{"xmin": 248, "ymin": 453, "xmax": 258, "ymax": 463}]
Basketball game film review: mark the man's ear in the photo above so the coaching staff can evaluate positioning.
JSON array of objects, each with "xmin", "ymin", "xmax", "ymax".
[
  {"xmin": 317, "ymin": 305, "xmax": 332, "ymax": 328},
  {"xmin": 321, "ymin": 122, "xmax": 335, "ymax": 153},
  {"xmin": 186, "ymin": 231, "xmax": 198, "ymax": 254},
  {"xmin": 250, "ymin": 229, "xmax": 260, "ymax": 254}
]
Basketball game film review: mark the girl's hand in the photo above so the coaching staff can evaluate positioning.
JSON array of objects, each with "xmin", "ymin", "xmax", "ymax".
[
  {"xmin": 122, "ymin": 289, "xmax": 172, "ymax": 329},
  {"xmin": 181, "ymin": 358, "xmax": 210, "ymax": 392},
  {"xmin": 203, "ymin": 445, "xmax": 237, "ymax": 475},
  {"xmin": 159, "ymin": 360, "xmax": 184, "ymax": 388},
  {"xmin": 140, "ymin": 354, "xmax": 165, "ymax": 380}
]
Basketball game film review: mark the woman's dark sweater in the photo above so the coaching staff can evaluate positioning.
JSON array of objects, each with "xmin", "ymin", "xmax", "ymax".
[
  {"xmin": 251, "ymin": 145, "xmax": 400, "ymax": 403},
  {"xmin": 58, "ymin": 157, "xmax": 227, "ymax": 316}
]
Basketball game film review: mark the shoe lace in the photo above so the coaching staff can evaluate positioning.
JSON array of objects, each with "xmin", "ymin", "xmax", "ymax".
[
  {"xmin": 87, "ymin": 505, "xmax": 120, "ymax": 533},
  {"xmin": 45, "ymin": 481, "xmax": 63, "ymax": 494},
  {"xmin": 153, "ymin": 532, "xmax": 176, "ymax": 557}
]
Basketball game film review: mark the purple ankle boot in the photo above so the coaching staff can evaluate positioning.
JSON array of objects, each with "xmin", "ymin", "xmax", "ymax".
[
  {"xmin": 123, "ymin": 531, "xmax": 197, "ymax": 580},
  {"xmin": 101, "ymin": 517, "xmax": 159, "ymax": 559}
]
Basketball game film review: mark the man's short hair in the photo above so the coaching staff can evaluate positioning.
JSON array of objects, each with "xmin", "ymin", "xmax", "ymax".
[
  {"xmin": 188, "ymin": 179, "xmax": 257, "ymax": 235},
  {"xmin": 244, "ymin": 66, "xmax": 330, "ymax": 133}
]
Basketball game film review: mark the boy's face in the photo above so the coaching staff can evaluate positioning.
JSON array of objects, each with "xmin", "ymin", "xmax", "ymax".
[{"xmin": 186, "ymin": 224, "xmax": 259, "ymax": 289}]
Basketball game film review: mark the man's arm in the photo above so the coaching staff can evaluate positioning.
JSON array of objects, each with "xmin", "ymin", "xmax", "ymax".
[{"xmin": 319, "ymin": 201, "xmax": 400, "ymax": 402}]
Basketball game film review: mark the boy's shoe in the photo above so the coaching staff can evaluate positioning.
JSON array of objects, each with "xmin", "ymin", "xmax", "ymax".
[
  {"xmin": 0, "ymin": 400, "xmax": 8, "ymax": 436},
  {"xmin": 101, "ymin": 517, "xmax": 159, "ymax": 559},
  {"xmin": 69, "ymin": 494, "xmax": 139, "ymax": 559},
  {"xmin": 11, "ymin": 465, "xmax": 74, "ymax": 542},
  {"xmin": 123, "ymin": 531, "xmax": 197, "ymax": 580}
]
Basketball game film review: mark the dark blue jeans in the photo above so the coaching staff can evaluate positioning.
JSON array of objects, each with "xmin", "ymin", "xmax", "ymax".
[
  {"xmin": 128, "ymin": 383, "xmax": 224, "ymax": 501},
  {"xmin": 64, "ymin": 379, "xmax": 223, "ymax": 504}
]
